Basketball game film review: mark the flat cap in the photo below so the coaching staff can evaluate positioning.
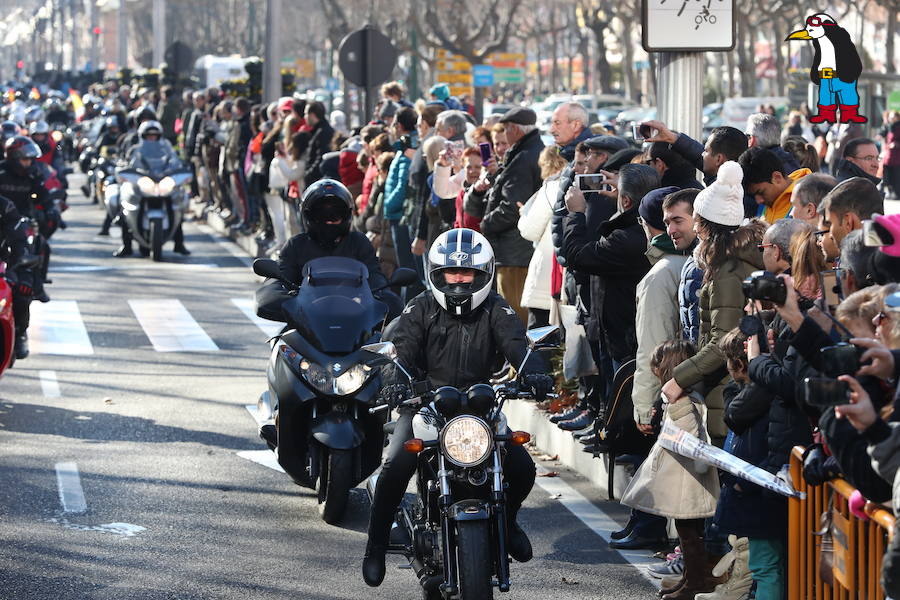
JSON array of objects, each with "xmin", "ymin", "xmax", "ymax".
[
  {"xmin": 583, "ymin": 135, "xmax": 630, "ymax": 153},
  {"xmin": 499, "ymin": 106, "xmax": 537, "ymax": 126}
]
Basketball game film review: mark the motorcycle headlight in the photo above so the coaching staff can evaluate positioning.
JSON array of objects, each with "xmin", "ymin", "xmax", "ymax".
[
  {"xmin": 157, "ymin": 176, "xmax": 176, "ymax": 196},
  {"xmin": 440, "ymin": 416, "xmax": 492, "ymax": 467},
  {"xmin": 51, "ymin": 130, "xmax": 63, "ymax": 143},
  {"xmin": 136, "ymin": 176, "xmax": 157, "ymax": 196},
  {"xmin": 300, "ymin": 360, "xmax": 371, "ymax": 396}
]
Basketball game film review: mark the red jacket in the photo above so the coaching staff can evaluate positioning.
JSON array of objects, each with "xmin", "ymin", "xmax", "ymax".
[
  {"xmin": 454, "ymin": 187, "xmax": 481, "ymax": 231},
  {"xmin": 359, "ymin": 163, "xmax": 378, "ymax": 212},
  {"xmin": 339, "ymin": 150, "xmax": 363, "ymax": 187}
]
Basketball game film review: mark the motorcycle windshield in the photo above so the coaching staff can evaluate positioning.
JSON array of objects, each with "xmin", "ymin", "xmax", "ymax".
[
  {"xmin": 133, "ymin": 141, "xmax": 172, "ymax": 177},
  {"xmin": 285, "ymin": 256, "xmax": 387, "ymax": 355}
]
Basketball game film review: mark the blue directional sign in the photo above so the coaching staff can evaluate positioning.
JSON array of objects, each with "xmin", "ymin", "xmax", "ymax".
[
  {"xmin": 325, "ymin": 77, "xmax": 340, "ymax": 92},
  {"xmin": 472, "ymin": 65, "xmax": 494, "ymax": 87}
]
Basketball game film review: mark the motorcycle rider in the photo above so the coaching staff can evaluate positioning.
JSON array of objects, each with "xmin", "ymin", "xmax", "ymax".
[
  {"xmin": 361, "ymin": 227, "xmax": 554, "ymax": 588},
  {"xmin": 114, "ymin": 120, "xmax": 190, "ymax": 257},
  {"xmin": 29, "ymin": 120, "xmax": 67, "ymax": 188},
  {"xmin": 0, "ymin": 121, "xmax": 20, "ymax": 159},
  {"xmin": 0, "ymin": 194, "xmax": 33, "ymax": 359},
  {"xmin": 257, "ymin": 179, "xmax": 402, "ymax": 447},
  {"xmin": 0, "ymin": 136, "xmax": 50, "ymax": 306}
]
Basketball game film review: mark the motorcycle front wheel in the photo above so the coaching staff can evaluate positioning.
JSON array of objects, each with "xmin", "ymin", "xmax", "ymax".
[
  {"xmin": 456, "ymin": 520, "xmax": 493, "ymax": 599},
  {"xmin": 316, "ymin": 448, "xmax": 353, "ymax": 524},
  {"xmin": 150, "ymin": 217, "xmax": 163, "ymax": 262}
]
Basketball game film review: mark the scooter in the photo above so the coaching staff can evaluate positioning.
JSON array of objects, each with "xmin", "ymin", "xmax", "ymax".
[{"xmin": 252, "ymin": 257, "xmax": 417, "ymax": 524}]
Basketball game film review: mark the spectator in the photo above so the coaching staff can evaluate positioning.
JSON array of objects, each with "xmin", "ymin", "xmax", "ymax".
[
  {"xmin": 789, "ymin": 173, "xmax": 836, "ymax": 228},
  {"xmin": 738, "ymin": 146, "xmax": 811, "ymax": 223},
  {"xmin": 664, "ymin": 189, "xmax": 702, "ymax": 344},
  {"xmin": 225, "ymin": 97, "xmax": 253, "ymax": 232},
  {"xmin": 662, "ymin": 162, "xmax": 767, "ymax": 444},
  {"xmin": 474, "ymin": 107, "xmax": 545, "ymax": 324},
  {"xmin": 157, "ymin": 85, "xmax": 179, "ymax": 145},
  {"xmin": 826, "ymin": 121, "xmax": 866, "ymax": 175},
  {"xmin": 645, "ymin": 142, "xmax": 703, "ymax": 190},
  {"xmin": 746, "ymin": 113, "xmax": 801, "ymax": 173},
  {"xmin": 759, "ymin": 218, "xmax": 810, "ymax": 277},
  {"xmin": 303, "ymin": 101, "xmax": 336, "ymax": 186},
  {"xmin": 356, "ymin": 130, "xmax": 390, "ymax": 218},
  {"xmin": 382, "ymin": 106, "xmax": 420, "ymax": 295},
  {"xmin": 518, "ymin": 146, "xmax": 567, "ymax": 328},
  {"xmin": 782, "ymin": 110, "xmax": 813, "ymax": 142},
  {"xmin": 820, "ymin": 177, "xmax": 885, "ymax": 248},
  {"xmin": 549, "ymin": 102, "xmax": 592, "ymax": 161},
  {"xmin": 835, "ymin": 137, "xmax": 882, "ymax": 187},
  {"xmin": 632, "ymin": 186, "xmax": 692, "ymax": 432},
  {"xmin": 380, "ymin": 81, "xmax": 414, "ymax": 108},
  {"xmin": 882, "ymin": 111, "xmax": 900, "ymax": 199},
  {"xmin": 452, "ymin": 147, "xmax": 486, "ymax": 231},
  {"xmin": 781, "ymin": 135, "xmax": 820, "ymax": 172},
  {"xmin": 789, "ymin": 226, "xmax": 827, "ymax": 299},
  {"xmin": 644, "ymin": 122, "xmax": 748, "ymax": 187}
]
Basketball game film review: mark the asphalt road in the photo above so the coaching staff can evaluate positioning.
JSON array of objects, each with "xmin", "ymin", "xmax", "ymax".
[{"xmin": 0, "ymin": 175, "xmax": 660, "ymax": 600}]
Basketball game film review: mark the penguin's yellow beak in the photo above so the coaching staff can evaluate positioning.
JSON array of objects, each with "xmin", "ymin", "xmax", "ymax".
[{"xmin": 786, "ymin": 29, "xmax": 813, "ymax": 41}]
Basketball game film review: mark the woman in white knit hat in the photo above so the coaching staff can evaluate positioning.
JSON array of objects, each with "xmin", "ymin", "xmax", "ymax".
[{"xmin": 655, "ymin": 161, "xmax": 767, "ymax": 597}]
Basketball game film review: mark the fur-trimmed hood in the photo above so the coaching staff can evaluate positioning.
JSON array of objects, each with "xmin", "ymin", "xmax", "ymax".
[{"xmin": 694, "ymin": 219, "xmax": 767, "ymax": 273}]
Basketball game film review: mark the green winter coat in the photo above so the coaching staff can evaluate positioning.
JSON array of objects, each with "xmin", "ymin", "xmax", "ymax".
[{"xmin": 672, "ymin": 221, "xmax": 766, "ymax": 440}]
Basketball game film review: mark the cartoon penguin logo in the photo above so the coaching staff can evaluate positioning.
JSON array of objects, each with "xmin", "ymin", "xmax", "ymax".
[{"xmin": 786, "ymin": 13, "xmax": 866, "ymax": 124}]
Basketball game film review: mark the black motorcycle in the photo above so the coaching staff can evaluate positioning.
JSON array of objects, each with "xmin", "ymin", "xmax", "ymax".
[
  {"xmin": 362, "ymin": 325, "xmax": 559, "ymax": 600},
  {"xmin": 253, "ymin": 256, "xmax": 417, "ymax": 524}
]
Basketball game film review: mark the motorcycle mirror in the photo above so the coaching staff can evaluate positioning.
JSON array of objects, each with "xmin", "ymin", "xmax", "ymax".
[
  {"xmin": 252, "ymin": 258, "xmax": 282, "ymax": 280},
  {"xmin": 389, "ymin": 268, "xmax": 418, "ymax": 288},
  {"xmin": 359, "ymin": 341, "xmax": 398, "ymax": 364},
  {"xmin": 526, "ymin": 325, "xmax": 560, "ymax": 349}
]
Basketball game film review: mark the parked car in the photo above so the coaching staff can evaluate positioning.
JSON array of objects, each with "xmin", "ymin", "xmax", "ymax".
[{"xmin": 721, "ymin": 96, "xmax": 789, "ymax": 131}]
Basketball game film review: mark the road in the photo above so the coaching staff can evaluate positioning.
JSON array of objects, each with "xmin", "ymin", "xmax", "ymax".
[{"xmin": 0, "ymin": 176, "xmax": 660, "ymax": 600}]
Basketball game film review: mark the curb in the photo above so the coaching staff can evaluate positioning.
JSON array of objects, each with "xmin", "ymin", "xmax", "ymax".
[
  {"xmin": 193, "ymin": 203, "xmax": 269, "ymax": 259},
  {"xmin": 505, "ymin": 399, "xmax": 633, "ymax": 499}
]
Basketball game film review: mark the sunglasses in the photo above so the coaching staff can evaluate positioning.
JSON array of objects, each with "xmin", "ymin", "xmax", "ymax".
[
  {"xmin": 875, "ymin": 311, "xmax": 892, "ymax": 326},
  {"xmin": 806, "ymin": 16, "xmax": 836, "ymax": 26}
]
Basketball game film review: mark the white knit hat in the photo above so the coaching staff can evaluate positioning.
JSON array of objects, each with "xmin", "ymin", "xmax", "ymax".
[{"xmin": 694, "ymin": 161, "xmax": 745, "ymax": 227}]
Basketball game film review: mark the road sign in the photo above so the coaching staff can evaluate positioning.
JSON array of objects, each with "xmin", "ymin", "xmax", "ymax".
[
  {"xmin": 493, "ymin": 68, "xmax": 524, "ymax": 83},
  {"xmin": 642, "ymin": 0, "xmax": 735, "ymax": 52},
  {"xmin": 296, "ymin": 58, "xmax": 315, "ymax": 79},
  {"xmin": 338, "ymin": 26, "xmax": 397, "ymax": 87},
  {"xmin": 449, "ymin": 85, "xmax": 473, "ymax": 98},
  {"xmin": 325, "ymin": 77, "xmax": 340, "ymax": 92},
  {"xmin": 889, "ymin": 90, "xmax": 900, "ymax": 112},
  {"xmin": 472, "ymin": 65, "xmax": 494, "ymax": 87}
]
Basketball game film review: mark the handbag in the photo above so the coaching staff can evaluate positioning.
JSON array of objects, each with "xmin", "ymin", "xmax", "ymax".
[
  {"xmin": 558, "ymin": 303, "xmax": 598, "ymax": 380},
  {"xmin": 268, "ymin": 156, "xmax": 289, "ymax": 190}
]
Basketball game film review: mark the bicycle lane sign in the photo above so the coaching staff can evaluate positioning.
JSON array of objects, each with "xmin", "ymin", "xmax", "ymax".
[{"xmin": 642, "ymin": 0, "xmax": 736, "ymax": 52}]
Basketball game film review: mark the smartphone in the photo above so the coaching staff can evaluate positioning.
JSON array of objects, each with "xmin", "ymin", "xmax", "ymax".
[
  {"xmin": 478, "ymin": 142, "xmax": 492, "ymax": 163},
  {"xmin": 804, "ymin": 377, "xmax": 851, "ymax": 408},
  {"xmin": 632, "ymin": 123, "xmax": 655, "ymax": 141},
  {"xmin": 577, "ymin": 174, "xmax": 606, "ymax": 191},
  {"xmin": 819, "ymin": 270, "xmax": 842, "ymax": 310},
  {"xmin": 820, "ymin": 342, "xmax": 864, "ymax": 379}
]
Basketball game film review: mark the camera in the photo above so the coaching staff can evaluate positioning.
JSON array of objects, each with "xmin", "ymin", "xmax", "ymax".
[
  {"xmin": 742, "ymin": 270, "xmax": 787, "ymax": 305},
  {"xmin": 804, "ymin": 377, "xmax": 851, "ymax": 408},
  {"xmin": 820, "ymin": 342, "xmax": 866, "ymax": 379},
  {"xmin": 632, "ymin": 123, "xmax": 655, "ymax": 141},
  {"xmin": 577, "ymin": 173, "xmax": 606, "ymax": 191}
]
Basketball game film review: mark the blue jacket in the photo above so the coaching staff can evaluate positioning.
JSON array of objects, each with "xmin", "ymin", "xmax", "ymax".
[
  {"xmin": 678, "ymin": 254, "xmax": 702, "ymax": 343},
  {"xmin": 383, "ymin": 148, "xmax": 411, "ymax": 221}
]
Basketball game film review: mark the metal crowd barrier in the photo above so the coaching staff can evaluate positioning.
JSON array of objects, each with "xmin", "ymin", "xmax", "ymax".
[{"xmin": 789, "ymin": 446, "xmax": 896, "ymax": 600}]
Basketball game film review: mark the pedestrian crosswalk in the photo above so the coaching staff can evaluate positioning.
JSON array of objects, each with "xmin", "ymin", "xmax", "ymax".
[{"xmin": 27, "ymin": 298, "xmax": 284, "ymax": 356}]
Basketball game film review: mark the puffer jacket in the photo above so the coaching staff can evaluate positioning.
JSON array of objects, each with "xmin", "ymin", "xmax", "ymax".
[
  {"xmin": 679, "ymin": 254, "xmax": 702, "ymax": 343},
  {"xmin": 632, "ymin": 235, "xmax": 690, "ymax": 424},
  {"xmin": 477, "ymin": 129, "xmax": 544, "ymax": 267},
  {"xmin": 672, "ymin": 221, "xmax": 766, "ymax": 438},
  {"xmin": 518, "ymin": 177, "xmax": 559, "ymax": 311}
]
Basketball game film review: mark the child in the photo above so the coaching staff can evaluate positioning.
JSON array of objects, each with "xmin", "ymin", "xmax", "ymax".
[{"xmin": 621, "ymin": 339, "xmax": 721, "ymax": 600}]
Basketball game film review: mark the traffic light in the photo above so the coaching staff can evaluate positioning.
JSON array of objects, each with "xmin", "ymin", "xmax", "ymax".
[
  {"xmin": 16, "ymin": 60, "xmax": 24, "ymax": 70},
  {"xmin": 92, "ymin": 26, "xmax": 102, "ymax": 35}
]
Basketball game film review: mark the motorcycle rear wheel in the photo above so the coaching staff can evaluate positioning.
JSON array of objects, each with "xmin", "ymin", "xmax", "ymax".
[
  {"xmin": 150, "ymin": 217, "xmax": 163, "ymax": 262},
  {"xmin": 316, "ymin": 448, "xmax": 353, "ymax": 524},
  {"xmin": 456, "ymin": 520, "xmax": 493, "ymax": 599}
]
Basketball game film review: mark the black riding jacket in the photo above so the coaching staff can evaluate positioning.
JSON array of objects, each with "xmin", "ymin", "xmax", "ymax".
[
  {"xmin": 0, "ymin": 160, "xmax": 47, "ymax": 217},
  {"xmin": 386, "ymin": 291, "xmax": 544, "ymax": 389}
]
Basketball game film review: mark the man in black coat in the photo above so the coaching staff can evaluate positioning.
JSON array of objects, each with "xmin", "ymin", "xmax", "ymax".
[
  {"xmin": 834, "ymin": 137, "xmax": 882, "ymax": 188},
  {"xmin": 303, "ymin": 101, "xmax": 335, "ymax": 187},
  {"xmin": 467, "ymin": 107, "xmax": 544, "ymax": 324}
]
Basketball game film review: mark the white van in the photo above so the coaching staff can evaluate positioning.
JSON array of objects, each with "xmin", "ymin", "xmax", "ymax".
[{"xmin": 194, "ymin": 55, "xmax": 250, "ymax": 89}]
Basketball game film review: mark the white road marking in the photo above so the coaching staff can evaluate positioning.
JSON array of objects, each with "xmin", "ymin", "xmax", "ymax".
[
  {"xmin": 196, "ymin": 223, "xmax": 252, "ymax": 266},
  {"xmin": 50, "ymin": 518, "xmax": 146, "ymax": 537},
  {"xmin": 55, "ymin": 462, "xmax": 88, "ymax": 514},
  {"xmin": 128, "ymin": 299, "xmax": 220, "ymax": 352},
  {"xmin": 533, "ymin": 466, "xmax": 660, "ymax": 586},
  {"xmin": 231, "ymin": 298, "xmax": 283, "ymax": 338},
  {"xmin": 30, "ymin": 301, "xmax": 94, "ymax": 355},
  {"xmin": 54, "ymin": 263, "xmax": 218, "ymax": 272},
  {"xmin": 39, "ymin": 370, "xmax": 61, "ymax": 398},
  {"xmin": 237, "ymin": 450, "xmax": 285, "ymax": 473}
]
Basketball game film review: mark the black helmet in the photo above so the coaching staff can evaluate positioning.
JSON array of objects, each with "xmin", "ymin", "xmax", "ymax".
[
  {"xmin": 0, "ymin": 121, "xmax": 19, "ymax": 139},
  {"xmin": 300, "ymin": 179, "xmax": 353, "ymax": 249},
  {"xmin": 5, "ymin": 135, "xmax": 42, "ymax": 160}
]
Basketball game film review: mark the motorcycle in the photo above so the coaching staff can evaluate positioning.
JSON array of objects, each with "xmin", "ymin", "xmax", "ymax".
[
  {"xmin": 252, "ymin": 257, "xmax": 418, "ymax": 524},
  {"xmin": 114, "ymin": 144, "xmax": 192, "ymax": 262},
  {"xmin": 362, "ymin": 325, "xmax": 560, "ymax": 600},
  {"xmin": 0, "ymin": 261, "xmax": 16, "ymax": 374}
]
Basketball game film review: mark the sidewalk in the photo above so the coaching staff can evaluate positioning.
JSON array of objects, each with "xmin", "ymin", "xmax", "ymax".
[{"xmin": 191, "ymin": 201, "xmax": 270, "ymax": 259}]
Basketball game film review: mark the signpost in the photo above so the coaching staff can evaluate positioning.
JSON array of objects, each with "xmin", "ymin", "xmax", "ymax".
[
  {"xmin": 472, "ymin": 65, "xmax": 494, "ymax": 88},
  {"xmin": 642, "ymin": 0, "xmax": 735, "ymax": 141},
  {"xmin": 338, "ymin": 26, "xmax": 398, "ymax": 123}
]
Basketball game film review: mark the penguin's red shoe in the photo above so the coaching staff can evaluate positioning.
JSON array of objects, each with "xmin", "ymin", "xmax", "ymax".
[
  {"xmin": 809, "ymin": 104, "xmax": 837, "ymax": 124},
  {"xmin": 839, "ymin": 104, "xmax": 867, "ymax": 124}
]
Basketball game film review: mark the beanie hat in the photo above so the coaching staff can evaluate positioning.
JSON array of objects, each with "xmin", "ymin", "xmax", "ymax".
[
  {"xmin": 694, "ymin": 161, "xmax": 744, "ymax": 227},
  {"xmin": 639, "ymin": 186, "xmax": 680, "ymax": 232},
  {"xmin": 429, "ymin": 83, "xmax": 450, "ymax": 102}
]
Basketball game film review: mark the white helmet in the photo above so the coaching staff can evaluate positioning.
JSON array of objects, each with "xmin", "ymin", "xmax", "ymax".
[
  {"xmin": 138, "ymin": 120, "xmax": 163, "ymax": 139},
  {"xmin": 426, "ymin": 228, "xmax": 495, "ymax": 316}
]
